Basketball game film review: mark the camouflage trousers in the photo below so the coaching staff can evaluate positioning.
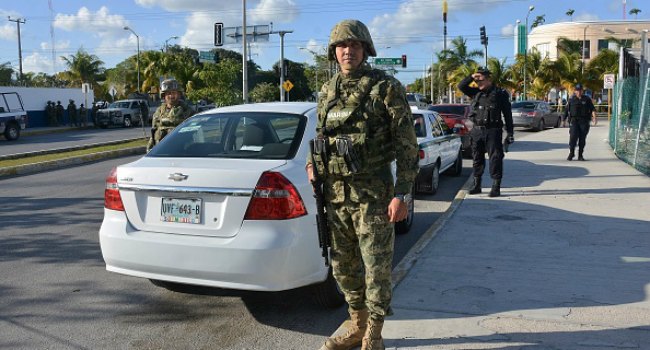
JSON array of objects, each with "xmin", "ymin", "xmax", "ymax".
[{"xmin": 326, "ymin": 177, "xmax": 395, "ymax": 320}]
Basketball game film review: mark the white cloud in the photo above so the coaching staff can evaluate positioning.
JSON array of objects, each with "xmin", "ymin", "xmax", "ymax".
[
  {"xmin": 575, "ymin": 13, "xmax": 600, "ymax": 21},
  {"xmin": 501, "ymin": 23, "xmax": 516, "ymax": 37},
  {"xmin": 23, "ymin": 52, "xmax": 61, "ymax": 74},
  {"xmin": 0, "ymin": 23, "xmax": 15, "ymax": 41}
]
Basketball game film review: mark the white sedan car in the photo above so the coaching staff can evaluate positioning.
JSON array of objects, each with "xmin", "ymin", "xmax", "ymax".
[
  {"xmin": 411, "ymin": 107, "xmax": 463, "ymax": 194},
  {"xmin": 99, "ymin": 102, "xmax": 413, "ymax": 307}
]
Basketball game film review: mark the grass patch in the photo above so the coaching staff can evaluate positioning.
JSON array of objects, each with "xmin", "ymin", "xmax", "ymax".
[{"xmin": 0, "ymin": 139, "xmax": 147, "ymax": 168}]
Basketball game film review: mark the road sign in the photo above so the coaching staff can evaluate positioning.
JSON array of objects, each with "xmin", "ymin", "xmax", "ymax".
[
  {"xmin": 109, "ymin": 85, "xmax": 117, "ymax": 98},
  {"xmin": 604, "ymin": 74, "xmax": 615, "ymax": 89},
  {"xmin": 282, "ymin": 80, "xmax": 294, "ymax": 92},
  {"xmin": 199, "ymin": 51, "xmax": 216, "ymax": 63},
  {"xmin": 374, "ymin": 57, "xmax": 403, "ymax": 65}
]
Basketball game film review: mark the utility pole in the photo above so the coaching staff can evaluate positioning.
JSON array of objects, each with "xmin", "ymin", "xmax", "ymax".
[
  {"xmin": 242, "ymin": 0, "xmax": 248, "ymax": 103},
  {"xmin": 8, "ymin": 17, "xmax": 26, "ymax": 83},
  {"xmin": 271, "ymin": 30, "xmax": 293, "ymax": 102}
]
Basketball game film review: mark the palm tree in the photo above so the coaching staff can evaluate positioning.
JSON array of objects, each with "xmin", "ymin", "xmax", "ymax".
[
  {"xmin": 531, "ymin": 15, "xmax": 546, "ymax": 29},
  {"xmin": 566, "ymin": 9, "xmax": 575, "ymax": 21},
  {"xmin": 629, "ymin": 8, "xmax": 641, "ymax": 19},
  {"xmin": 0, "ymin": 62, "xmax": 13, "ymax": 85},
  {"xmin": 439, "ymin": 36, "xmax": 483, "ymax": 70},
  {"xmin": 556, "ymin": 37, "xmax": 583, "ymax": 56},
  {"xmin": 60, "ymin": 48, "xmax": 104, "ymax": 87}
]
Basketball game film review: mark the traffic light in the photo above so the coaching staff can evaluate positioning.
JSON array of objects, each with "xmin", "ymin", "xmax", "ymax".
[
  {"xmin": 401, "ymin": 54, "xmax": 407, "ymax": 68},
  {"xmin": 214, "ymin": 22, "xmax": 224, "ymax": 47},
  {"xmin": 479, "ymin": 26, "xmax": 487, "ymax": 46}
]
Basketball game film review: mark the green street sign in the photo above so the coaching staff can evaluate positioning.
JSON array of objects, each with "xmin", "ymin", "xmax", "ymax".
[{"xmin": 374, "ymin": 57, "xmax": 403, "ymax": 65}]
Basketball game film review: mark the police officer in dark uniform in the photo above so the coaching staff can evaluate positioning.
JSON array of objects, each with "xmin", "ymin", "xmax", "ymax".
[
  {"xmin": 458, "ymin": 67, "xmax": 514, "ymax": 197},
  {"xmin": 563, "ymin": 83, "xmax": 597, "ymax": 161}
]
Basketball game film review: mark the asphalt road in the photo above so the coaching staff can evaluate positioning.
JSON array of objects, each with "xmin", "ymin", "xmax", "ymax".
[
  {"xmin": 0, "ymin": 127, "xmax": 147, "ymax": 156},
  {"xmin": 0, "ymin": 153, "xmax": 471, "ymax": 350}
]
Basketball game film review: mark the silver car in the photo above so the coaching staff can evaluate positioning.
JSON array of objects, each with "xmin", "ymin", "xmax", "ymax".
[{"xmin": 511, "ymin": 100, "xmax": 561, "ymax": 131}]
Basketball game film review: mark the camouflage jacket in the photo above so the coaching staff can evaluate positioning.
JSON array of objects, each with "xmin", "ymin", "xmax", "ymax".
[
  {"xmin": 309, "ymin": 64, "xmax": 419, "ymax": 195},
  {"xmin": 147, "ymin": 101, "xmax": 193, "ymax": 150}
]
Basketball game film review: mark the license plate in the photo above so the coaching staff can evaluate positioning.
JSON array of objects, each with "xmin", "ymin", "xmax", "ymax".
[{"xmin": 161, "ymin": 197, "xmax": 202, "ymax": 224}]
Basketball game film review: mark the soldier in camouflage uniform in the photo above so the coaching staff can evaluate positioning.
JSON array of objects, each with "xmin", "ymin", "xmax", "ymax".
[
  {"xmin": 146, "ymin": 79, "xmax": 193, "ymax": 152},
  {"xmin": 306, "ymin": 19, "xmax": 419, "ymax": 350}
]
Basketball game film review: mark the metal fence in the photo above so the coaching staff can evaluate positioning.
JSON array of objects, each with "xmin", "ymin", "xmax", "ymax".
[{"xmin": 609, "ymin": 74, "xmax": 650, "ymax": 175}]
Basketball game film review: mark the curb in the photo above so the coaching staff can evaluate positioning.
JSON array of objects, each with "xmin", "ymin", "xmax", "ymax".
[
  {"xmin": 0, "ymin": 137, "xmax": 146, "ymax": 161},
  {"xmin": 0, "ymin": 147, "xmax": 145, "ymax": 178}
]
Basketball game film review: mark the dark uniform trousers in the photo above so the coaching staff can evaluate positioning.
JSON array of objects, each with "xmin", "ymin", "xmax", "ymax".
[
  {"xmin": 470, "ymin": 126, "xmax": 504, "ymax": 180},
  {"xmin": 569, "ymin": 119, "xmax": 590, "ymax": 155}
]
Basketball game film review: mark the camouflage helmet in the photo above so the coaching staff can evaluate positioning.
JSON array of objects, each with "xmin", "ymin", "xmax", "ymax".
[
  {"xmin": 160, "ymin": 78, "xmax": 182, "ymax": 97},
  {"xmin": 327, "ymin": 19, "xmax": 377, "ymax": 61}
]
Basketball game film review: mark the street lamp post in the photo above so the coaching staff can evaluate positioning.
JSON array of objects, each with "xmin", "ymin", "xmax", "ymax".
[
  {"xmin": 165, "ymin": 36, "xmax": 179, "ymax": 53},
  {"xmin": 523, "ymin": 5, "xmax": 534, "ymax": 100},
  {"xmin": 123, "ymin": 26, "xmax": 140, "ymax": 93}
]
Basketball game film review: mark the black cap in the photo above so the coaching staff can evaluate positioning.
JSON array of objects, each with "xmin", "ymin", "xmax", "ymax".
[
  {"xmin": 476, "ymin": 66, "xmax": 491, "ymax": 76},
  {"xmin": 574, "ymin": 83, "xmax": 583, "ymax": 90}
]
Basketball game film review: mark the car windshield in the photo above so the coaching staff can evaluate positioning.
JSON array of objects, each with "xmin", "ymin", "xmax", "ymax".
[
  {"xmin": 406, "ymin": 94, "xmax": 416, "ymax": 102},
  {"xmin": 428, "ymin": 105, "xmax": 466, "ymax": 115},
  {"xmin": 512, "ymin": 102, "xmax": 537, "ymax": 109},
  {"xmin": 108, "ymin": 101, "xmax": 130, "ymax": 109},
  {"xmin": 147, "ymin": 112, "xmax": 307, "ymax": 160}
]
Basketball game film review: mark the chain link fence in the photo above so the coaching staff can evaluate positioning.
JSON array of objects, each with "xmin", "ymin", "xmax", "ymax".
[{"xmin": 609, "ymin": 76, "xmax": 650, "ymax": 175}]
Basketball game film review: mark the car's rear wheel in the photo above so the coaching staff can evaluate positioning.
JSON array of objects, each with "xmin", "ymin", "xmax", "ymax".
[
  {"xmin": 446, "ymin": 150, "xmax": 463, "ymax": 177},
  {"xmin": 535, "ymin": 119, "xmax": 545, "ymax": 132},
  {"xmin": 3, "ymin": 122, "xmax": 20, "ymax": 141},
  {"xmin": 312, "ymin": 268, "xmax": 345, "ymax": 308},
  {"xmin": 395, "ymin": 185, "xmax": 415, "ymax": 235},
  {"xmin": 123, "ymin": 117, "xmax": 132, "ymax": 128}
]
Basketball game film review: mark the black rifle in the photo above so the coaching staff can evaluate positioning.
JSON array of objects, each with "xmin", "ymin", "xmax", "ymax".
[{"xmin": 309, "ymin": 138, "xmax": 331, "ymax": 266}]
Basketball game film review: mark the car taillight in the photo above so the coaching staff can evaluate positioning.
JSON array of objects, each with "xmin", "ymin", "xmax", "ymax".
[
  {"xmin": 244, "ymin": 171, "xmax": 307, "ymax": 220},
  {"xmin": 418, "ymin": 149, "xmax": 425, "ymax": 159},
  {"xmin": 525, "ymin": 111, "xmax": 536, "ymax": 117},
  {"xmin": 104, "ymin": 167, "xmax": 125, "ymax": 211}
]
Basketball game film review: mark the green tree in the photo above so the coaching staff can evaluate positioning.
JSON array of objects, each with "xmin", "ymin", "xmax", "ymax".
[
  {"xmin": 531, "ymin": 15, "xmax": 546, "ymax": 29},
  {"xmin": 566, "ymin": 9, "xmax": 575, "ymax": 21},
  {"xmin": 250, "ymin": 82, "xmax": 278, "ymax": 102},
  {"xmin": 0, "ymin": 62, "xmax": 13, "ymax": 85},
  {"xmin": 629, "ymin": 8, "xmax": 641, "ymax": 19},
  {"xmin": 60, "ymin": 48, "xmax": 104, "ymax": 87},
  {"xmin": 556, "ymin": 37, "xmax": 583, "ymax": 56}
]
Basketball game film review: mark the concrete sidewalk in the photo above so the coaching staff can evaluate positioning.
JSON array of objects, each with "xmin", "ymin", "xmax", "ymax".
[{"xmin": 383, "ymin": 123, "xmax": 650, "ymax": 349}]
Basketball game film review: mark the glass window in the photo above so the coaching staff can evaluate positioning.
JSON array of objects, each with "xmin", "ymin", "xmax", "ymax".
[
  {"xmin": 429, "ymin": 114, "xmax": 443, "ymax": 137},
  {"xmin": 598, "ymin": 39, "xmax": 609, "ymax": 52},
  {"xmin": 412, "ymin": 114, "xmax": 426, "ymax": 137},
  {"xmin": 582, "ymin": 40, "xmax": 591, "ymax": 59},
  {"xmin": 148, "ymin": 112, "xmax": 306, "ymax": 159}
]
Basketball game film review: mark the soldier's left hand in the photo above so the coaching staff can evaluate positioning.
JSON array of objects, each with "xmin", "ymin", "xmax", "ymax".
[{"xmin": 388, "ymin": 198, "xmax": 408, "ymax": 222}]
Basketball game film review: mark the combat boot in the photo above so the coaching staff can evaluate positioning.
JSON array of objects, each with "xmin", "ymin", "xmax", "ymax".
[
  {"xmin": 578, "ymin": 151, "xmax": 585, "ymax": 161},
  {"xmin": 361, "ymin": 318, "xmax": 385, "ymax": 350},
  {"xmin": 321, "ymin": 308, "xmax": 368, "ymax": 350},
  {"xmin": 469, "ymin": 177, "xmax": 482, "ymax": 195},
  {"xmin": 489, "ymin": 179, "xmax": 501, "ymax": 197},
  {"xmin": 567, "ymin": 151, "xmax": 574, "ymax": 161}
]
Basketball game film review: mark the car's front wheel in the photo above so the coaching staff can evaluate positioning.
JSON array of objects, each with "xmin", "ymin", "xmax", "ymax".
[
  {"xmin": 3, "ymin": 122, "xmax": 20, "ymax": 141},
  {"xmin": 446, "ymin": 150, "xmax": 463, "ymax": 177},
  {"xmin": 311, "ymin": 268, "xmax": 345, "ymax": 308}
]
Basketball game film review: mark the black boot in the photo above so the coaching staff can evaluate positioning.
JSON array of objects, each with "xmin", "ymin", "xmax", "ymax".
[
  {"xmin": 578, "ymin": 151, "xmax": 585, "ymax": 161},
  {"xmin": 469, "ymin": 177, "xmax": 482, "ymax": 195},
  {"xmin": 567, "ymin": 151, "xmax": 574, "ymax": 161},
  {"xmin": 489, "ymin": 179, "xmax": 501, "ymax": 197}
]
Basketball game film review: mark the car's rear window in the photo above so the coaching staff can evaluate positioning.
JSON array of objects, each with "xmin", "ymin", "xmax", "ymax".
[
  {"xmin": 148, "ymin": 112, "xmax": 307, "ymax": 159},
  {"xmin": 512, "ymin": 102, "xmax": 537, "ymax": 109},
  {"xmin": 428, "ymin": 105, "xmax": 467, "ymax": 115}
]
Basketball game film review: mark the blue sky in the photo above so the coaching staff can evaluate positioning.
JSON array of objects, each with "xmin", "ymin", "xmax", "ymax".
[{"xmin": 1, "ymin": 0, "xmax": 648, "ymax": 86}]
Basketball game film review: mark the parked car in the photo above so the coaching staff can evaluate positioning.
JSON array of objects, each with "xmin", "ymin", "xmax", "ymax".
[
  {"xmin": 96, "ymin": 99, "xmax": 147, "ymax": 128},
  {"xmin": 406, "ymin": 93, "xmax": 430, "ymax": 109},
  {"xmin": 411, "ymin": 107, "xmax": 463, "ymax": 195},
  {"xmin": 99, "ymin": 102, "xmax": 415, "ymax": 308},
  {"xmin": 0, "ymin": 92, "xmax": 27, "ymax": 141},
  {"xmin": 511, "ymin": 100, "xmax": 561, "ymax": 131},
  {"xmin": 428, "ymin": 104, "xmax": 472, "ymax": 158}
]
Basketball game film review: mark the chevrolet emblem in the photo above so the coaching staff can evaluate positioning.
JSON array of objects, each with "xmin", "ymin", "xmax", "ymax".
[{"xmin": 168, "ymin": 173, "xmax": 189, "ymax": 181}]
